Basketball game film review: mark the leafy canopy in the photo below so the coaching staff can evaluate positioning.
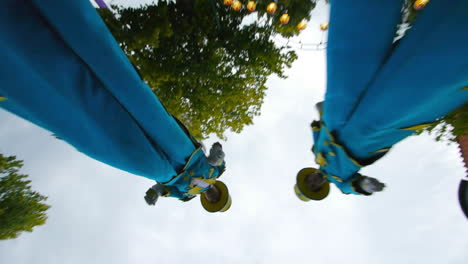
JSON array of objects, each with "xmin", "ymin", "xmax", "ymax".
[
  {"xmin": 99, "ymin": 0, "xmax": 309, "ymax": 139},
  {"xmin": 417, "ymin": 103, "xmax": 468, "ymax": 142},
  {"xmin": 0, "ymin": 154, "xmax": 50, "ymax": 240}
]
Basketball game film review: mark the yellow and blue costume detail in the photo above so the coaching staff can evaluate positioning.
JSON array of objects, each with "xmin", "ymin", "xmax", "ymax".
[
  {"xmin": 311, "ymin": 123, "xmax": 363, "ymax": 195},
  {"xmin": 160, "ymin": 148, "xmax": 226, "ymax": 200}
]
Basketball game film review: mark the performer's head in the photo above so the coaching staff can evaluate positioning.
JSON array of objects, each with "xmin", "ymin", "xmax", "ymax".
[
  {"xmin": 305, "ymin": 171, "xmax": 326, "ymax": 192},
  {"xmin": 204, "ymin": 184, "xmax": 221, "ymax": 203},
  {"xmin": 294, "ymin": 168, "xmax": 330, "ymax": 201},
  {"xmin": 201, "ymin": 181, "xmax": 232, "ymax": 212}
]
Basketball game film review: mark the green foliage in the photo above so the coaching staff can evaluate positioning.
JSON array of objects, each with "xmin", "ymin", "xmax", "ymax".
[
  {"xmin": 0, "ymin": 154, "xmax": 50, "ymax": 240},
  {"xmin": 417, "ymin": 103, "xmax": 468, "ymax": 142},
  {"xmin": 404, "ymin": 0, "xmax": 419, "ymax": 24},
  {"xmin": 99, "ymin": 0, "xmax": 300, "ymax": 139}
]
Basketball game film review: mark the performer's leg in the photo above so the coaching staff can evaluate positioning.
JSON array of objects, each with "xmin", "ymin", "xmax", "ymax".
[
  {"xmin": 0, "ymin": 0, "xmax": 178, "ymax": 181},
  {"xmin": 324, "ymin": 0, "xmax": 404, "ymax": 131},
  {"xmin": 29, "ymin": 0, "xmax": 197, "ymax": 169},
  {"xmin": 341, "ymin": 0, "xmax": 468, "ymax": 159}
]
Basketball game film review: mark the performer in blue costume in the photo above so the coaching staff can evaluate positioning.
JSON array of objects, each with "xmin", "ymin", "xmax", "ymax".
[
  {"xmin": 0, "ymin": 0, "xmax": 230, "ymax": 212},
  {"xmin": 295, "ymin": 0, "xmax": 468, "ymax": 201}
]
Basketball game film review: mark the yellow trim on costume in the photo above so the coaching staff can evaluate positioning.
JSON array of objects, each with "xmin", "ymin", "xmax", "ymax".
[
  {"xmin": 188, "ymin": 186, "xmax": 204, "ymax": 195},
  {"xmin": 373, "ymin": 147, "xmax": 390, "ymax": 154},
  {"xmin": 163, "ymin": 148, "xmax": 204, "ymax": 185},
  {"xmin": 181, "ymin": 148, "xmax": 203, "ymax": 171},
  {"xmin": 332, "ymin": 175, "xmax": 343, "ymax": 183},
  {"xmin": 315, "ymin": 122, "xmax": 363, "ymax": 168},
  {"xmin": 207, "ymin": 179, "xmax": 216, "ymax": 185},
  {"xmin": 463, "ymin": 86, "xmax": 468, "ymax": 90},
  {"xmin": 208, "ymin": 168, "xmax": 215, "ymax": 178},
  {"xmin": 163, "ymin": 187, "xmax": 171, "ymax": 197},
  {"xmin": 328, "ymin": 151, "xmax": 336, "ymax": 156},
  {"xmin": 312, "ymin": 126, "xmax": 321, "ymax": 132},
  {"xmin": 315, "ymin": 152, "xmax": 327, "ymax": 166},
  {"xmin": 330, "ymin": 142, "xmax": 363, "ymax": 168},
  {"xmin": 401, "ymin": 123, "xmax": 433, "ymax": 131},
  {"xmin": 350, "ymin": 158, "xmax": 362, "ymax": 167},
  {"xmin": 323, "ymin": 125, "xmax": 336, "ymax": 142},
  {"xmin": 0, "ymin": 97, "xmax": 6, "ymax": 102},
  {"xmin": 323, "ymin": 141, "xmax": 329, "ymax": 146}
]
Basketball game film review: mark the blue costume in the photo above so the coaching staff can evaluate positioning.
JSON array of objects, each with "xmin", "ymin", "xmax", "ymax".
[
  {"xmin": 311, "ymin": 0, "xmax": 468, "ymax": 195},
  {"xmin": 0, "ymin": 0, "xmax": 224, "ymax": 200}
]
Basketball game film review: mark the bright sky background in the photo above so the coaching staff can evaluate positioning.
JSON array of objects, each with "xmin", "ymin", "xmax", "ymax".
[{"xmin": 1, "ymin": 1, "xmax": 467, "ymax": 264}]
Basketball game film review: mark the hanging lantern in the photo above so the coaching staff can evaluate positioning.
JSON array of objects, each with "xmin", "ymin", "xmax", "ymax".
[
  {"xmin": 224, "ymin": 0, "xmax": 233, "ymax": 6},
  {"xmin": 297, "ymin": 20, "xmax": 307, "ymax": 30},
  {"xmin": 266, "ymin": 2, "xmax": 277, "ymax": 14},
  {"xmin": 246, "ymin": 1, "xmax": 256, "ymax": 12},
  {"xmin": 320, "ymin": 22, "xmax": 329, "ymax": 31},
  {"xmin": 414, "ymin": 0, "xmax": 429, "ymax": 10},
  {"xmin": 279, "ymin": 13, "xmax": 290, "ymax": 24},
  {"xmin": 232, "ymin": 0, "xmax": 242, "ymax": 11}
]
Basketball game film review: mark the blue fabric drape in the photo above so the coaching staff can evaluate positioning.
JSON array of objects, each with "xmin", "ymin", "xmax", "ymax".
[
  {"xmin": 323, "ymin": 0, "xmax": 405, "ymax": 132},
  {"xmin": 0, "ymin": 0, "xmax": 196, "ymax": 182},
  {"xmin": 314, "ymin": 0, "xmax": 468, "ymax": 193}
]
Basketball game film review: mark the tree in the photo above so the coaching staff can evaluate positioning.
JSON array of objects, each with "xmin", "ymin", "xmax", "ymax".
[
  {"xmin": 417, "ymin": 103, "xmax": 468, "ymax": 142},
  {"xmin": 0, "ymin": 154, "xmax": 50, "ymax": 240},
  {"xmin": 99, "ymin": 0, "xmax": 300, "ymax": 139}
]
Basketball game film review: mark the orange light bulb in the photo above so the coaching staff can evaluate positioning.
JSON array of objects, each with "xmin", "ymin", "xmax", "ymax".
[
  {"xmin": 297, "ymin": 20, "xmax": 307, "ymax": 30},
  {"xmin": 320, "ymin": 22, "xmax": 329, "ymax": 31},
  {"xmin": 231, "ymin": 0, "xmax": 242, "ymax": 11},
  {"xmin": 414, "ymin": 0, "xmax": 429, "ymax": 10},
  {"xmin": 246, "ymin": 1, "xmax": 256, "ymax": 12},
  {"xmin": 266, "ymin": 2, "xmax": 277, "ymax": 14},
  {"xmin": 279, "ymin": 13, "xmax": 290, "ymax": 24}
]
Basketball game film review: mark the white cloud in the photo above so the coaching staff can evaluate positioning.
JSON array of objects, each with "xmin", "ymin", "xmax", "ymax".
[{"xmin": 1, "ymin": 2, "xmax": 467, "ymax": 264}]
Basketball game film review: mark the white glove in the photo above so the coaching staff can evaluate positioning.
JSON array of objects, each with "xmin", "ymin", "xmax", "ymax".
[
  {"xmin": 206, "ymin": 142, "xmax": 225, "ymax": 166},
  {"xmin": 358, "ymin": 176, "xmax": 386, "ymax": 193},
  {"xmin": 144, "ymin": 183, "xmax": 168, "ymax": 206}
]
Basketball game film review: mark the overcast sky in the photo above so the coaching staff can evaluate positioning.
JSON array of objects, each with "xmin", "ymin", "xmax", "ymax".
[{"xmin": 1, "ymin": 1, "xmax": 467, "ymax": 264}]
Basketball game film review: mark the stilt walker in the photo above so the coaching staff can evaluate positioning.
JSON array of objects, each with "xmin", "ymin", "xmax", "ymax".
[
  {"xmin": 295, "ymin": 0, "xmax": 468, "ymax": 201},
  {"xmin": 0, "ymin": 0, "xmax": 231, "ymax": 212}
]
